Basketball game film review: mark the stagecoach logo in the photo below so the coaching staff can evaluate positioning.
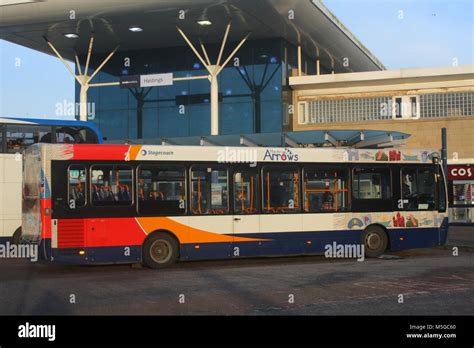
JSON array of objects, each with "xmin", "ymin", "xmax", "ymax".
[
  {"xmin": 141, "ymin": 149, "xmax": 174, "ymax": 157},
  {"xmin": 263, "ymin": 148, "xmax": 299, "ymax": 162}
]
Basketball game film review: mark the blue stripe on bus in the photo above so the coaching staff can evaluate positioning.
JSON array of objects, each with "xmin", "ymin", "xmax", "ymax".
[
  {"xmin": 45, "ymin": 240, "xmax": 142, "ymax": 265},
  {"xmin": 186, "ymin": 226, "xmax": 445, "ymax": 259},
  {"xmin": 43, "ymin": 220, "xmax": 449, "ymax": 265}
]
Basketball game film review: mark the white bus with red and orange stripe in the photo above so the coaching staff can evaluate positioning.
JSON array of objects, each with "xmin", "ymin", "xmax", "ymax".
[{"xmin": 22, "ymin": 143, "xmax": 448, "ymax": 268}]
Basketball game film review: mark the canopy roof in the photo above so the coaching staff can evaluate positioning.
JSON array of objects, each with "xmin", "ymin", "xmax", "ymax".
[
  {"xmin": 0, "ymin": 0, "xmax": 384, "ymax": 73},
  {"xmin": 108, "ymin": 130, "xmax": 411, "ymax": 149}
]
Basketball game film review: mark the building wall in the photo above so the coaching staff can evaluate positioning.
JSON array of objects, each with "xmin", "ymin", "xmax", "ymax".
[{"xmin": 290, "ymin": 66, "xmax": 474, "ymax": 161}]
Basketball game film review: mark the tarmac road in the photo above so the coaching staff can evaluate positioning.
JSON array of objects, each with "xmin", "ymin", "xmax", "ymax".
[{"xmin": 0, "ymin": 247, "xmax": 472, "ymax": 315}]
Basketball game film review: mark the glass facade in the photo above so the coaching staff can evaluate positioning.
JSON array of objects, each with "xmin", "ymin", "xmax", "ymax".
[{"xmin": 77, "ymin": 38, "xmax": 317, "ymax": 141}]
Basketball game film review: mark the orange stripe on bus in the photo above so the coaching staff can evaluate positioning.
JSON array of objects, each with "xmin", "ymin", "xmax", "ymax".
[
  {"xmin": 128, "ymin": 146, "xmax": 142, "ymax": 161},
  {"xmin": 137, "ymin": 217, "xmax": 269, "ymax": 244}
]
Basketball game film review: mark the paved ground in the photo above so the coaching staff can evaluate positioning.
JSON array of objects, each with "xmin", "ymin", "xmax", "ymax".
[
  {"xmin": 448, "ymin": 225, "xmax": 474, "ymax": 247},
  {"xmin": 0, "ymin": 246, "xmax": 472, "ymax": 316}
]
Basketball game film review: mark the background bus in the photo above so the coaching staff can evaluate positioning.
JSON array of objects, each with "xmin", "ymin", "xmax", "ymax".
[
  {"xmin": 22, "ymin": 144, "xmax": 448, "ymax": 268},
  {"xmin": 0, "ymin": 117, "xmax": 103, "ymax": 244}
]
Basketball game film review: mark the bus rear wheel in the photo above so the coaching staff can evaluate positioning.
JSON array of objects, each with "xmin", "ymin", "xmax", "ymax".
[
  {"xmin": 362, "ymin": 226, "xmax": 388, "ymax": 258},
  {"xmin": 142, "ymin": 233, "xmax": 179, "ymax": 269}
]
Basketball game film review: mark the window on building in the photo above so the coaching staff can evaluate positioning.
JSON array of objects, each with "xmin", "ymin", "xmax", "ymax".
[
  {"xmin": 137, "ymin": 166, "xmax": 186, "ymax": 216},
  {"xmin": 394, "ymin": 97, "xmax": 403, "ymax": 119},
  {"xmin": 91, "ymin": 165, "xmax": 133, "ymax": 206},
  {"xmin": 303, "ymin": 168, "xmax": 349, "ymax": 213},
  {"xmin": 353, "ymin": 167, "xmax": 391, "ymax": 200},
  {"xmin": 451, "ymin": 181, "xmax": 473, "ymax": 223},
  {"xmin": 392, "ymin": 96, "xmax": 420, "ymax": 120},
  {"xmin": 68, "ymin": 165, "xmax": 87, "ymax": 208},
  {"xmin": 298, "ymin": 101, "xmax": 309, "ymax": 124},
  {"xmin": 233, "ymin": 171, "xmax": 258, "ymax": 214},
  {"xmin": 6, "ymin": 125, "xmax": 53, "ymax": 153},
  {"xmin": 191, "ymin": 167, "xmax": 229, "ymax": 215},
  {"xmin": 410, "ymin": 96, "xmax": 418, "ymax": 118},
  {"xmin": 262, "ymin": 167, "xmax": 300, "ymax": 213},
  {"xmin": 452, "ymin": 182, "xmax": 473, "ymax": 205},
  {"xmin": 401, "ymin": 167, "xmax": 436, "ymax": 211}
]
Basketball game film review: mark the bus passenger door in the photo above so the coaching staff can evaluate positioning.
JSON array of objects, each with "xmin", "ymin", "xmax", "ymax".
[
  {"xmin": 232, "ymin": 170, "xmax": 261, "ymax": 257},
  {"xmin": 189, "ymin": 166, "xmax": 233, "ymax": 260},
  {"xmin": 51, "ymin": 163, "xmax": 89, "ymax": 251}
]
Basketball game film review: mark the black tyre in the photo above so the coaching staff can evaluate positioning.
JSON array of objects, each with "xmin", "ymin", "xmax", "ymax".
[
  {"xmin": 11, "ymin": 227, "xmax": 22, "ymax": 245},
  {"xmin": 142, "ymin": 233, "xmax": 179, "ymax": 269},
  {"xmin": 362, "ymin": 225, "xmax": 388, "ymax": 258}
]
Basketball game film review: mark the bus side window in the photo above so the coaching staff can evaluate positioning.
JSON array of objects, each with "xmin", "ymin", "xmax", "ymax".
[
  {"xmin": 137, "ymin": 166, "xmax": 186, "ymax": 216},
  {"xmin": 353, "ymin": 167, "xmax": 391, "ymax": 200},
  {"xmin": 56, "ymin": 130, "xmax": 75, "ymax": 144},
  {"xmin": 191, "ymin": 167, "xmax": 229, "ymax": 215},
  {"xmin": 6, "ymin": 125, "xmax": 52, "ymax": 153},
  {"xmin": 303, "ymin": 167, "xmax": 349, "ymax": 213},
  {"xmin": 91, "ymin": 165, "xmax": 133, "ymax": 206},
  {"xmin": 56, "ymin": 127, "xmax": 93, "ymax": 144},
  {"xmin": 401, "ymin": 167, "xmax": 436, "ymax": 211},
  {"xmin": 68, "ymin": 165, "xmax": 87, "ymax": 208},
  {"xmin": 233, "ymin": 171, "xmax": 258, "ymax": 214},
  {"xmin": 262, "ymin": 167, "xmax": 300, "ymax": 213}
]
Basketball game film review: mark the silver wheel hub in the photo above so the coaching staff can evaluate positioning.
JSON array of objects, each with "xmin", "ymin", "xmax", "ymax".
[
  {"xmin": 150, "ymin": 240, "xmax": 172, "ymax": 264},
  {"xmin": 366, "ymin": 233, "xmax": 381, "ymax": 250}
]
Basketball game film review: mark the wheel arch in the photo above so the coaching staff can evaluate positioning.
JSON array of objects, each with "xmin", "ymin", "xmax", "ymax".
[{"xmin": 11, "ymin": 226, "xmax": 22, "ymax": 245}]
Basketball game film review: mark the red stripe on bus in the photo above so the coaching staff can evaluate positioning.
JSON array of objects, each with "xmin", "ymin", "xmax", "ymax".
[
  {"xmin": 72, "ymin": 145, "xmax": 131, "ymax": 161},
  {"xmin": 41, "ymin": 199, "xmax": 52, "ymax": 239}
]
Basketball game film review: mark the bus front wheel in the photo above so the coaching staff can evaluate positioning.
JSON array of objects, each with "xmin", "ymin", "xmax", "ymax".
[
  {"xmin": 142, "ymin": 233, "xmax": 179, "ymax": 269},
  {"xmin": 362, "ymin": 226, "xmax": 388, "ymax": 258},
  {"xmin": 11, "ymin": 227, "xmax": 22, "ymax": 245}
]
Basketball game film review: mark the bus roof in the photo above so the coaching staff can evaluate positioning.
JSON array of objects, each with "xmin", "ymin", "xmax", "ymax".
[
  {"xmin": 1, "ymin": 117, "xmax": 95, "ymax": 127},
  {"xmin": 0, "ymin": 117, "xmax": 103, "ymax": 141},
  {"xmin": 31, "ymin": 143, "xmax": 439, "ymax": 165}
]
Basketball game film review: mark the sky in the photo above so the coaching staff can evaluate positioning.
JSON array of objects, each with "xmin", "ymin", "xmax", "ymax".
[
  {"xmin": 0, "ymin": 0, "xmax": 473, "ymax": 119},
  {"xmin": 323, "ymin": 0, "xmax": 474, "ymax": 69}
]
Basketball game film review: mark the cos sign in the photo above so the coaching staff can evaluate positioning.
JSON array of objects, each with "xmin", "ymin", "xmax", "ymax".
[{"xmin": 449, "ymin": 166, "xmax": 473, "ymax": 180}]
